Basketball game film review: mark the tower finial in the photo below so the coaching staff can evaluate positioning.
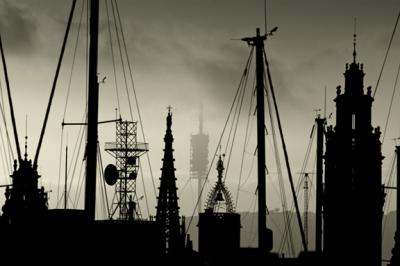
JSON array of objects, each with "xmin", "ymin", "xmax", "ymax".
[
  {"xmin": 24, "ymin": 115, "xmax": 28, "ymax": 160},
  {"xmin": 353, "ymin": 17, "xmax": 357, "ymax": 63}
]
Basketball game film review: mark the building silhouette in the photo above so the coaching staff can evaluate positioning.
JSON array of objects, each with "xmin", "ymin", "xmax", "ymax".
[{"xmin": 323, "ymin": 41, "xmax": 384, "ymax": 266}]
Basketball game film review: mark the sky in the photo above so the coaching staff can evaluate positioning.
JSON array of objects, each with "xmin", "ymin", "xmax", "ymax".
[{"xmin": 0, "ymin": 0, "xmax": 399, "ymax": 231}]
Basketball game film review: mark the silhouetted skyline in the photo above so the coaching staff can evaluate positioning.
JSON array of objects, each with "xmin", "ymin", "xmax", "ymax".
[{"xmin": 0, "ymin": 0, "xmax": 398, "ymax": 221}]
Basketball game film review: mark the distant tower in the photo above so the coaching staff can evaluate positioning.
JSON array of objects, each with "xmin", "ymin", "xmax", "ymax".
[
  {"xmin": 105, "ymin": 120, "xmax": 148, "ymax": 220},
  {"xmin": 190, "ymin": 105, "xmax": 209, "ymax": 214},
  {"xmin": 156, "ymin": 108, "xmax": 184, "ymax": 254},
  {"xmin": 198, "ymin": 152, "xmax": 240, "ymax": 259},
  {"xmin": 323, "ymin": 36, "xmax": 384, "ymax": 266}
]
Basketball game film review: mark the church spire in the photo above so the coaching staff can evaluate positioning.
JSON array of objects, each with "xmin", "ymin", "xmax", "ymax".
[{"xmin": 156, "ymin": 107, "xmax": 182, "ymax": 254}]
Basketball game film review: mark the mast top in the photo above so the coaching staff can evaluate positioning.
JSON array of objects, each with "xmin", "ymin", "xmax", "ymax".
[{"xmin": 353, "ymin": 18, "xmax": 357, "ymax": 63}]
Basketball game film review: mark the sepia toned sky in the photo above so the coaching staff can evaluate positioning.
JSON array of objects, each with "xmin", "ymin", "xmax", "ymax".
[{"xmin": 0, "ymin": 0, "xmax": 399, "ymax": 228}]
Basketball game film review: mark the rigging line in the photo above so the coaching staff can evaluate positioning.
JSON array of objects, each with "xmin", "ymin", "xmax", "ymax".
[
  {"xmin": 57, "ymin": 2, "xmax": 84, "ymax": 208},
  {"xmin": 236, "ymin": 74, "xmax": 257, "ymax": 206},
  {"xmin": 188, "ymin": 175, "xmax": 196, "ymax": 208},
  {"xmin": 67, "ymin": 112, "xmax": 87, "ymax": 201},
  {"xmin": 56, "ymin": 128, "xmax": 65, "ymax": 208},
  {"xmin": 105, "ymin": 0, "xmax": 121, "ymax": 114},
  {"xmin": 114, "ymin": 0, "xmax": 158, "ymax": 198},
  {"xmin": 178, "ymin": 177, "xmax": 192, "ymax": 198},
  {"xmin": 97, "ymin": 142, "xmax": 108, "ymax": 217},
  {"xmin": 186, "ymin": 47, "xmax": 255, "ymax": 233},
  {"xmin": 74, "ymin": 157, "xmax": 86, "ymax": 208},
  {"xmin": 223, "ymin": 49, "xmax": 253, "ymax": 160},
  {"xmin": 382, "ymin": 152, "xmax": 396, "ymax": 236},
  {"xmin": 382, "ymin": 63, "xmax": 400, "ymax": 143},
  {"xmin": 0, "ymin": 79, "xmax": 13, "ymax": 172},
  {"xmin": 0, "ymin": 110, "xmax": 10, "ymax": 179},
  {"xmin": 62, "ymin": 0, "xmax": 85, "ymax": 120},
  {"xmin": 34, "ymin": 0, "xmax": 77, "ymax": 167},
  {"xmin": 0, "ymin": 32, "xmax": 22, "ymax": 162},
  {"xmin": 224, "ymin": 52, "xmax": 253, "ymax": 183},
  {"xmin": 280, "ymin": 123, "xmax": 315, "ymax": 253},
  {"xmin": 139, "ymin": 159, "xmax": 151, "ymax": 218},
  {"xmin": 223, "ymin": 78, "xmax": 244, "ymax": 157},
  {"xmin": 265, "ymin": 71, "xmax": 295, "ymax": 256},
  {"xmin": 240, "ymin": 150, "xmax": 256, "ymax": 188},
  {"xmin": 110, "ymin": 1, "xmax": 131, "ymax": 119},
  {"xmin": 373, "ymin": 9, "xmax": 400, "ymax": 98},
  {"xmin": 263, "ymin": 47, "xmax": 308, "ymax": 252},
  {"xmin": 0, "ymin": 126, "xmax": 9, "ymax": 183},
  {"xmin": 97, "ymin": 142, "xmax": 110, "ymax": 219}
]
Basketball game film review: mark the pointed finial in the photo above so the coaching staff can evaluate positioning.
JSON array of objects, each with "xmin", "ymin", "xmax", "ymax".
[
  {"xmin": 216, "ymin": 146, "xmax": 225, "ymax": 181},
  {"xmin": 24, "ymin": 136, "xmax": 28, "ymax": 160},
  {"xmin": 353, "ymin": 18, "xmax": 357, "ymax": 63},
  {"xmin": 24, "ymin": 115, "xmax": 28, "ymax": 160},
  {"xmin": 166, "ymin": 105, "xmax": 172, "ymax": 129}
]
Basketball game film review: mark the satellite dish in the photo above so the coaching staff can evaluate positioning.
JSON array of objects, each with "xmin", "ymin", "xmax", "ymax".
[{"xmin": 104, "ymin": 164, "xmax": 118, "ymax": 186}]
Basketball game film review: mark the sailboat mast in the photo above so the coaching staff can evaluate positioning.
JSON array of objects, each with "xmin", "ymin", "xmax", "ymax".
[
  {"xmin": 85, "ymin": 0, "xmax": 99, "ymax": 221},
  {"xmin": 255, "ymin": 28, "xmax": 267, "ymax": 251},
  {"xmin": 315, "ymin": 116, "xmax": 325, "ymax": 252}
]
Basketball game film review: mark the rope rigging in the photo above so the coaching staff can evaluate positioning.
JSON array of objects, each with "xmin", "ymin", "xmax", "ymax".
[
  {"xmin": 265, "ymin": 68, "xmax": 295, "ymax": 256},
  {"xmin": 382, "ymin": 151, "xmax": 396, "ymax": 239},
  {"xmin": 381, "ymin": 63, "xmax": 400, "ymax": 144},
  {"xmin": 34, "ymin": 0, "xmax": 77, "ymax": 168},
  {"xmin": 235, "ymin": 75, "xmax": 257, "ymax": 207},
  {"xmin": 223, "ymin": 48, "xmax": 253, "ymax": 184},
  {"xmin": 0, "ymin": 29, "xmax": 22, "ymax": 162},
  {"xmin": 0, "ymin": 80, "xmax": 12, "ymax": 181},
  {"xmin": 279, "ymin": 119, "xmax": 316, "ymax": 253},
  {"xmin": 373, "ymin": 9, "xmax": 400, "ymax": 98},
  {"xmin": 263, "ymin": 47, "xmax": 308, "ymax": 252},
  {"xmin": 56, "ymin": 0, "xmax": 85, "ymax": 208}
]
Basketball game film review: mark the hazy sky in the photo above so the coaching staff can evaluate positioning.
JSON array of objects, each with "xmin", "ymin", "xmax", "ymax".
[{"xmin": 0, "ymin": 0, "xmax": 399, "ymax": 227}]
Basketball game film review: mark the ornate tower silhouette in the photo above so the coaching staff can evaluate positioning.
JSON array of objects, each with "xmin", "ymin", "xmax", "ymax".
[
  {"xmin": 323, "ymin": 37, "xmax": 384, "ymax": 266},
  {"xmin": 156, "ymin": 108, "xmax": 183, "ymax": 255},
  {"xmin": 198, "ymin": 152, "xmax": 240, "ymax": 260},
  {"xmin": 1, "ymin": 138, "xmax": 48, "ymax": 224},
  {"xmin": 204, "ymin": 153, "xmax": 235, "ymax": 213}
]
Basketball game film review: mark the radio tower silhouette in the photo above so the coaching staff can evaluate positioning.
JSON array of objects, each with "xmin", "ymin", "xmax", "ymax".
[{"xmin": 190, "ymin": 104, "xmax": 209, "ymax": 214}]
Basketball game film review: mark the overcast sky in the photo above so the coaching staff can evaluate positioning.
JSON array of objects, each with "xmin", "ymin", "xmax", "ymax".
[{"xmin": 0, "ymin": 0, "xmax": 399, "ymax": 227}]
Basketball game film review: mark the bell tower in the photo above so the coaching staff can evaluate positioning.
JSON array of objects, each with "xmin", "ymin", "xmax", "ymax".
[{"xmin": 324, "ymin": 35, "xmax": 384, "ymax": 266}]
